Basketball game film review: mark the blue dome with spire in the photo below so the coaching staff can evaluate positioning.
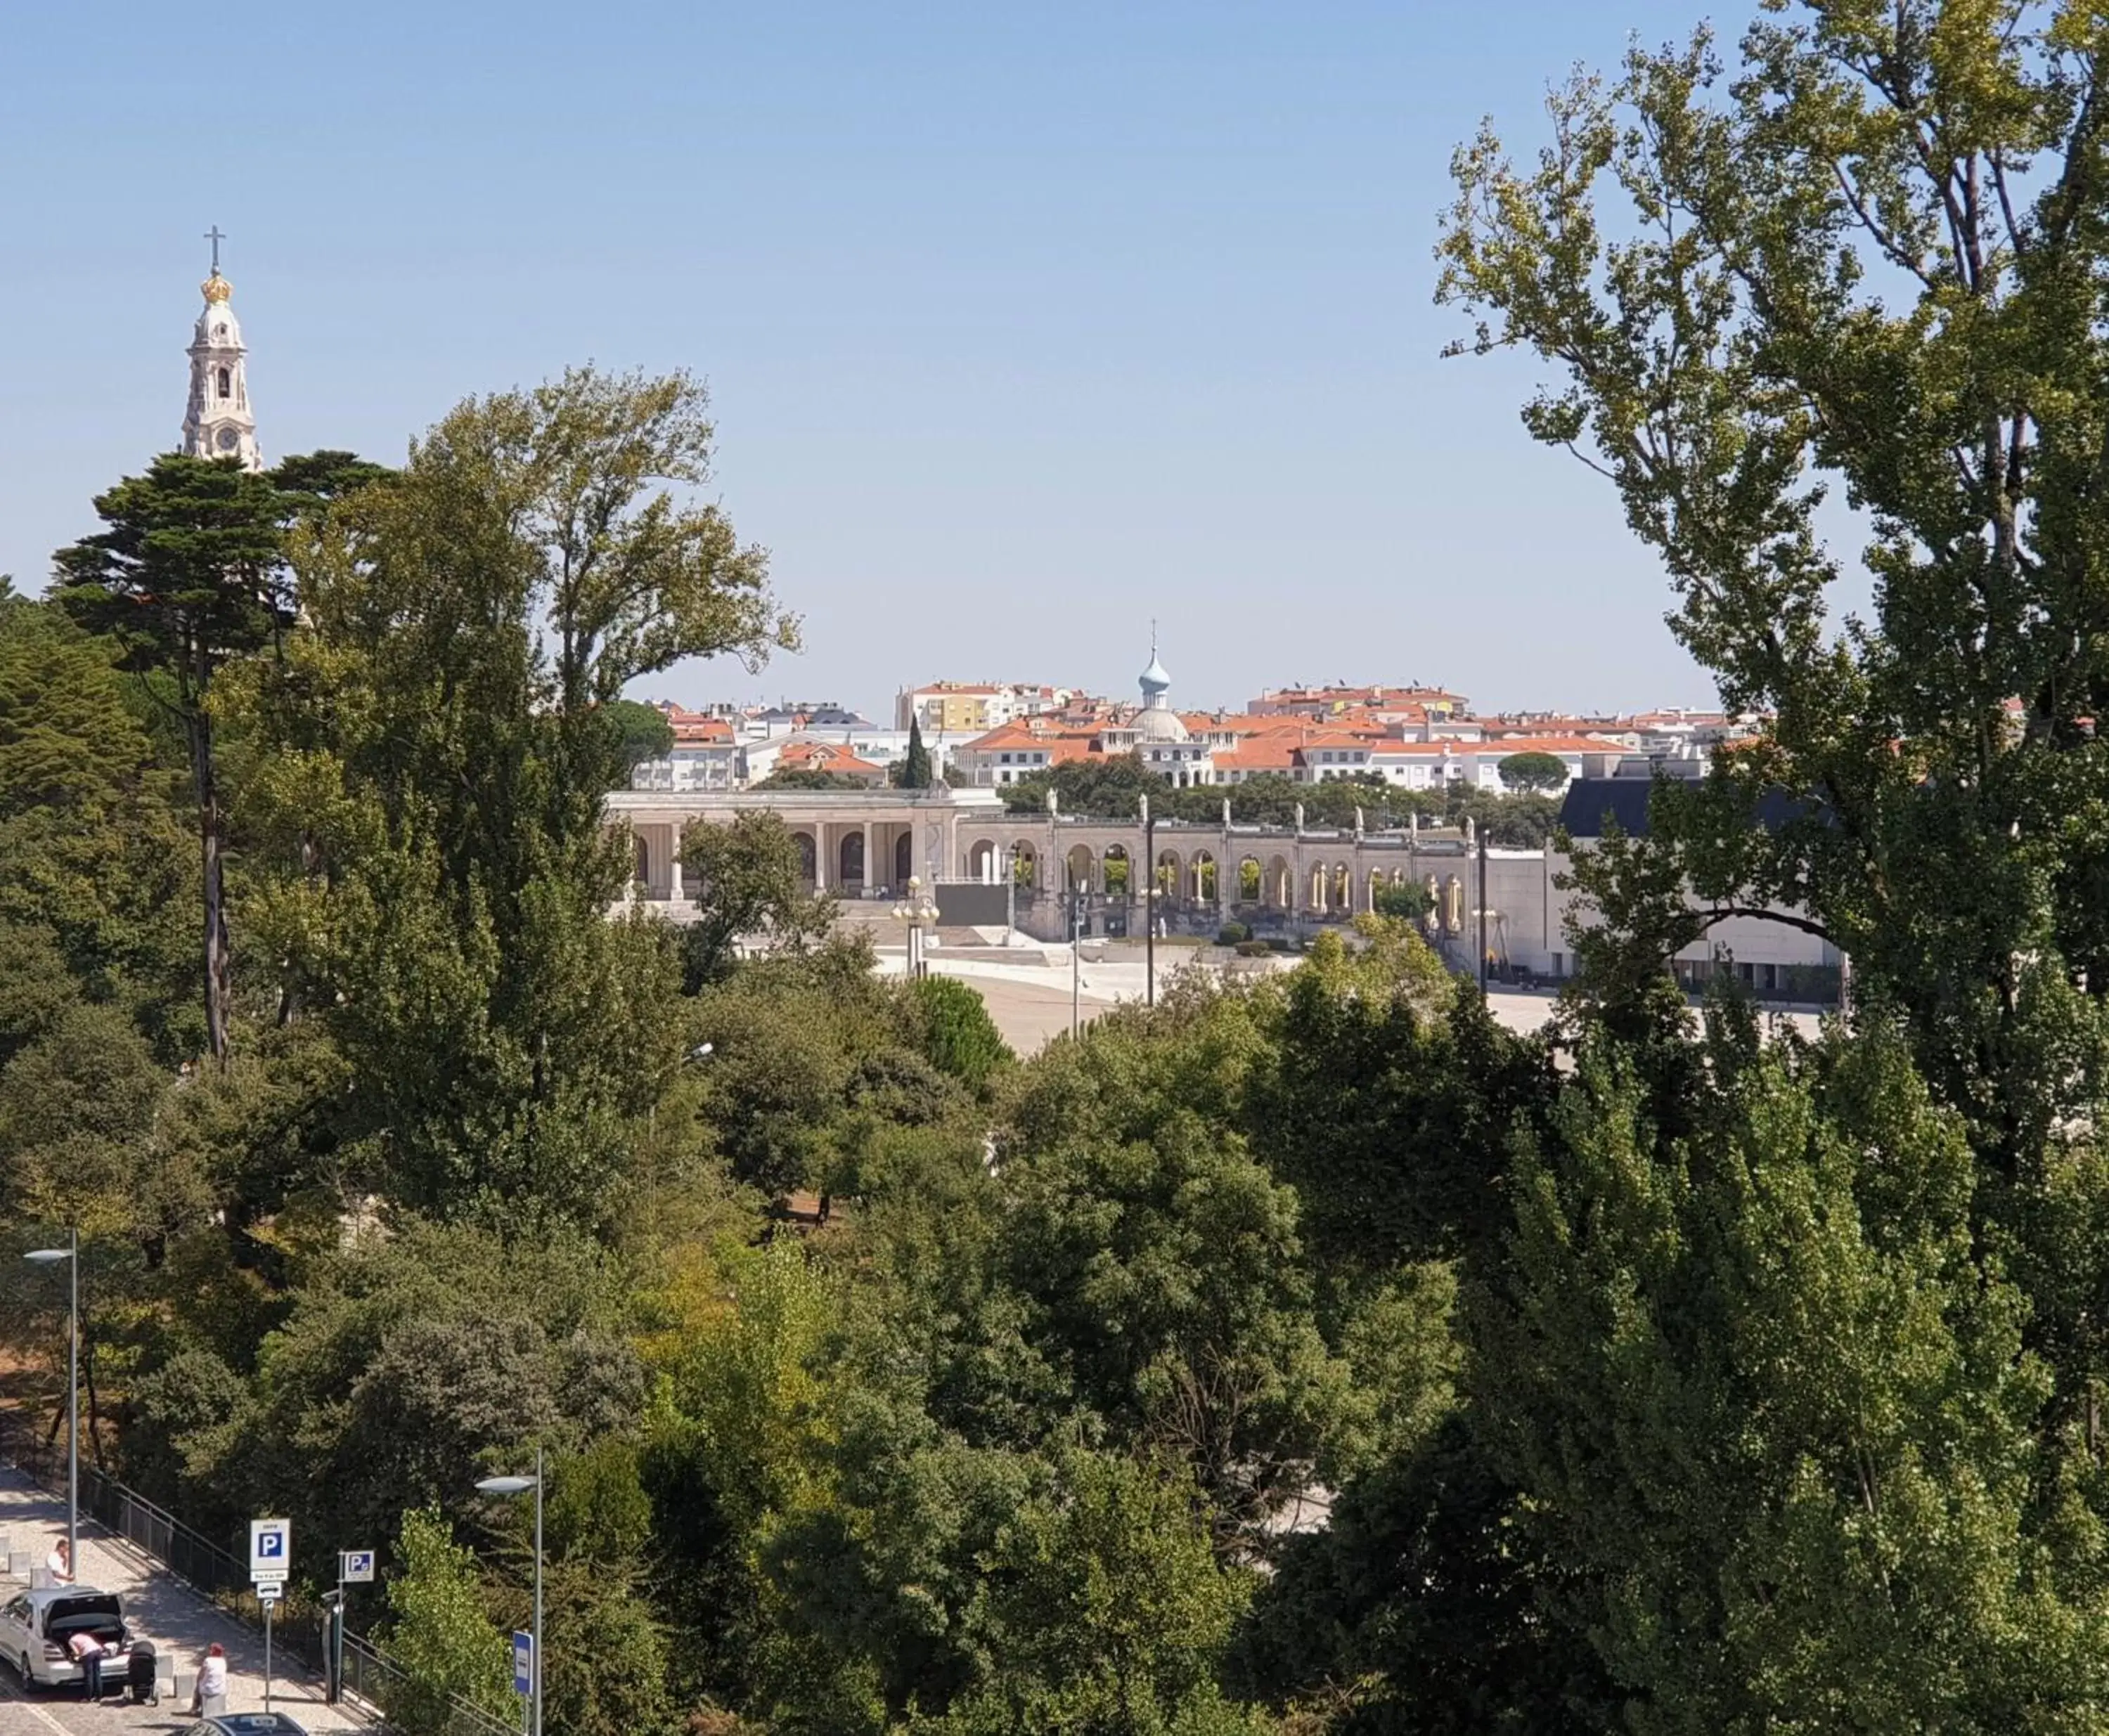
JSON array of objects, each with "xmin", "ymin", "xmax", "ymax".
[{"xmin": 1139, "ymin": 647, "xmax": 1171, "ymax": 700}]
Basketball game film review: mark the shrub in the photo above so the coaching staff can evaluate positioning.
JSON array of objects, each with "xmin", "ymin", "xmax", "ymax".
[
  {"xmin": 1216, "ymin": 922, "xmax": 1250, "ymax": 946},
  {"xmin": 908, "ymin": 975, "xmax": 1014, "ymax": 1094}
]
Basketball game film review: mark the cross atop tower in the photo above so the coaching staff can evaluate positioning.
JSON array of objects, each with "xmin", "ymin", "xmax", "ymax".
[{"xmin": 205, "ymin": 226, "xmax": 226, "ymax": 274}]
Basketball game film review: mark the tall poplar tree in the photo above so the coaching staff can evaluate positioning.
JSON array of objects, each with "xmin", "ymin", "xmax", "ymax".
[{"xmin": 1438, "ymin": 0, "xmax": 2109, "ymax": 1173}]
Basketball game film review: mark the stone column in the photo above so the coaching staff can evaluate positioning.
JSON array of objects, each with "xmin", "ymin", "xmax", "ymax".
[
  {"xmin": 812, "ymin": 824, "xmax": 827, "ymax": 891},
  {"xmin": 667, "ymin": 822, "xmax": 684, "ymax": 902},
  {"xmin": 863, "ymin": 822, "xmax": 876, "ymax": 897}
]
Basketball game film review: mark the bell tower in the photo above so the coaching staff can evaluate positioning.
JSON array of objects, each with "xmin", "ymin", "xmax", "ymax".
[{"xmin": 181, "ymin": 227, "xmax": 262, "ymax": 472}]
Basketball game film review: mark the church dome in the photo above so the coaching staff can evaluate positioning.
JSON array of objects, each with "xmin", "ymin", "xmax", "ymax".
[
  {"xmin": 1135, "ymin": 703, "xmax": 1189, "ymax": 744},
  {"xmin": 201, "ymin": 272, "xmax": 233, "ymax": 304},
  {"xmin": 1139, "ymin": 652, "xmax": 1172, "ymax": 699}
]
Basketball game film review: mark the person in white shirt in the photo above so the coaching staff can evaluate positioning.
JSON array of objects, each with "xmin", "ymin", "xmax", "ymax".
[
  {"xmin": 191, "ymin": 1643, "xmax": 228, "ymax": 1716},
  {"xmin": 45, "ymin": 1539, "xmax": 70, "ymax": 1582}
]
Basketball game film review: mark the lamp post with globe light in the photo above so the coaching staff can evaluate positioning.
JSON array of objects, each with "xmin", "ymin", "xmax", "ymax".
[
  {"xmin": 894, "ymin": 877, "xmax": 940, "ymax": 980},
  {"xmin": 23, "ymin": 1231, "xmax": 77, "ymax": 1581},
  {"xmin": 476, "ymin": 1448, "xmax": 543, "ymax": 1736}
]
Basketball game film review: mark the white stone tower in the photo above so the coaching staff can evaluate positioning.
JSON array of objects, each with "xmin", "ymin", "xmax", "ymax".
[{"xmin": 181, "ymin": 227, "xmax": 262, "ymax": 472}]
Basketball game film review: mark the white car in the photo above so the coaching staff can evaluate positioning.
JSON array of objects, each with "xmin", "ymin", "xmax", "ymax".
[{"xmin": 0, "ymin": 1584, "xmax": 127, "ymax": 1688}]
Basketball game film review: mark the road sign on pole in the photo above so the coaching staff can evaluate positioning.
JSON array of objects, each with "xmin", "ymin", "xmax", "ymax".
[
  {"xmin": 250, "ymin": 1517, "xmax": 290, "ymax": 1578},
  {"xmin": 512, "ymin": 1630, "xmax": 534, "ymax": 1697},
  {"xmin": 340, "ymin": 1549, "xmax": 375, "ymax": 1584}
]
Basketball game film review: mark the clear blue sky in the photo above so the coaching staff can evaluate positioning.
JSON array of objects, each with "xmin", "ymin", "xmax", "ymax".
[{"xmin": 7, "ymin": 1, "xmax": 1753, "ymax": 719}]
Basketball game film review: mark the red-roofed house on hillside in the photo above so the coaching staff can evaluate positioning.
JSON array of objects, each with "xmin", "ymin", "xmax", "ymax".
[
  {"xmin": 765, "ymin": 739, "xmax": 889, "ymax": 787},
  {"xmin": 951, "ymin": 720, "xmax": 1104, "ymax": 786}
]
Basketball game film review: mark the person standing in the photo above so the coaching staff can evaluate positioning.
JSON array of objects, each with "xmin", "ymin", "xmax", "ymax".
[
  {"xmin": 45, "ymin": 1539, "xmax": 71, "ymax": 1582},
  {"xmin": 67, "ymin": 1628, "xmax": 105, "ymax": 1702}
]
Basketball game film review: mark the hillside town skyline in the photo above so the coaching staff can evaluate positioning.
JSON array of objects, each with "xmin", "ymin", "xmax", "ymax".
[{"xmin": 631, "ymin": 652, "xmax": 1747, "ymax": 795}]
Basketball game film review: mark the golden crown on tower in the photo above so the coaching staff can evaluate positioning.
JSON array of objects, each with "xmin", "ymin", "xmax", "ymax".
[{"xmin": 201, "ymin": 273, "xmax": 233, "ymax": 304}]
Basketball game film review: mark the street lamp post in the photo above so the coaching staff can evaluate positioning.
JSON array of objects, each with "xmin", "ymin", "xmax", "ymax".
[
  {"xmin": 1069, "ymin": 882, "xmax": 1092, "ymax": 1039},
  {"xmin": 476, "ymin": 1446, "xmax": 543, "ymax": 1736},
  {"xmin": 25, "ymin": 1231, "xmax": 77, "ymax": 1581},
  {"xmin": 894, "ymin": 877, "xmax": 939, "ymax": 980},
  {"xmin": 1141, "ymin": 796, "xmax": 1156, "ymax": 1008}
]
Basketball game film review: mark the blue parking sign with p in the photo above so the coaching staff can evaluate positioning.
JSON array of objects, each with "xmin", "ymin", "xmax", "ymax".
[{"xmin": 250, "ymin": 1517, "xmax": 291, "ymax": 1577}]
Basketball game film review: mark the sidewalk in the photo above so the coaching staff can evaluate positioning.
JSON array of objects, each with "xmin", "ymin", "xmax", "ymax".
[{"xmin": 0, "ymin": 1464, "xmax": 361, "ymax": 1731}]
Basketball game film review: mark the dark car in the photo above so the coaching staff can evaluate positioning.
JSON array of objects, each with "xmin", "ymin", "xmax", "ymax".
[{"xmin": 181, "ymin": 1716, "xmax": 311, "ymax": 1735}]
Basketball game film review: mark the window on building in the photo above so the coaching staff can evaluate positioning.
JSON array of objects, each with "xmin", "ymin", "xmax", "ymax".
[{"xmin": 217, "ymin": 367, "xmax": 231, "ymax": 398}]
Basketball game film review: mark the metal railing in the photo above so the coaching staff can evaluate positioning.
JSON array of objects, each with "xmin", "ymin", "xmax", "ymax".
[{"xmin": 0, "ymin": 1410, "xmax": 515, "ymax": 1736}]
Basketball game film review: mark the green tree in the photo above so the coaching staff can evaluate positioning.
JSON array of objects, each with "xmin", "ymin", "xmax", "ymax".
[
  {"xmin": 243, "ymin": 368, "xmax": 794, "ymax": 1223},
  {"xmin": 1002, "ymin": 993, "xmax": 1357, "ymax": 1547},
  {"xmin": 0, "ymin": 595, "xmax": 199, "ymax": 1058},
  {"xmin": 928, "ymin": 1449, "xmax": 1260, "ymax": 1736},
  {"xmin": 1003, "ymin": 751, "xmax": 1158, "ymax": 817},
  {"xmin": 896, "ymin": 713, "xmax": 934, "ymax": 789},
  {"xmin": 1473, "ymin": 1017, "xmax": 2095, "ymax": 1728},
  {"xmin": 380, "ymin": 1505, "xmax": 515, "ymax": 1735},
  {"xmin": 602, "ymin": 698, "xmax": 676, "ymax": 786},
  {"xmin": 755, "ymin": 765, "xmax": 854, "ymax": 790},
  {"xmin": 1371, "ymin": 879, "xmax": 1433, "ymax": 922},
  {"xmin": 53, "ymin": 455, "xmax": 294, "ymax": 1061},
  {"xmin": 1437, "ymin": 0, "xmax": 2109, "ymax": 1173},
  {"xmin": 908, "ymin": 977, "xmax": 1013, "ymax": 1095},
  {"xmin": 679, "ymin": 812, "xmax": 837, "ymax": 990},
  {"xmin": 1495, "ymin": 751, "xmax": 1568, "ymax": 794}
]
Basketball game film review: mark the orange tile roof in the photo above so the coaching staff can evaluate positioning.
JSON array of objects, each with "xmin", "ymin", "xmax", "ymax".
[
  {"xmin": 1478, "ymin": 735, "xmax": 1621, "ymax": 755},
  {"xmin": 777, "ymin": 740, "xmax": 884, "ymax": 777}
]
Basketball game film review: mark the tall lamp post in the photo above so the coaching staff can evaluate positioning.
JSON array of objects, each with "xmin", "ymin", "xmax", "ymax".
[
  {"xmin": 24, "ymin": 1231, "xmax": 77, "ymax": 1581},
  {"xmin": 1068, "ymin": 881, "xmax": 1093, "ymax": 1039},
  {"xmin": 476, "ymin": 1447, "xmax": 543, "ymax": 1736},
  {"xmin": 894, "ymin": 876, "xmax": 940, "ymax": 980},
  {"xmin": 1140, "ymin": 795, "xmax": 1156, "ymax": 1007}
]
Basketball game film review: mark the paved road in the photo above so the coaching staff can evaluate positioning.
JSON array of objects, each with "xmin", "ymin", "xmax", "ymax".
[{"xmin": 0, "ymin": 1465, "xmax": 359, "ymax": 1735}]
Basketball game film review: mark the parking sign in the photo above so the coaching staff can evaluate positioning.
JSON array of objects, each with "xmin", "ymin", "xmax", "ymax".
[
  {"xmin": 340, "ymin": 1548, "xmax": 375, "ymax": 1584},
  {"xmin": 512, "ymin": 1630, "xmax": 534, "ymax": 1697},
  {"xmin": 250, "ymin": 1517, "xmax": 291, "ymax": 1579}
]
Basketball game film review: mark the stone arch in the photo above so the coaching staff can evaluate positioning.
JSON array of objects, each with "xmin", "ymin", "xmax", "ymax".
[
  {"xmin": 1331, "ymin": 862, "xmax": 1352, "ymax": 912},
  {"xmin": 1267, "ymin": 855, "xmax": 1291, "ymax": 909},
  {"xmin": 968, "ymin": 838, "xmax": 998, "ymax": 881},
  {"xmin": 840, "ymin": 831, "xmax": 865, "ymax": 886},
  {"xmin": 1066, "ymin": 843, "xmax": 1097, "ymax": 892},
  {"xmin": 1188, "ymin": 850, "xmax": 1216, "ymax": 902},
  {"xmin": 1103, "ymin": 843, "xmax": 1131, "ymax": 898},
  {"xmin": 633, "ymin": 834, "xmax": 650, "ymax": 888},
  {"xmin": 1238, "ymin": 856, "xmax": 1263, "ymax": 903},
  {"xmin": 796, "ymin": 831, "xmax": 817, "ymax": 883},
  {"xmin": 1308, "ymin": 862, "xmax": 1330, "ymax": 911},
  {"xmin": 1012, "ymin": 841, "xmax": 1038, "ymax": 888},
  {"xmin": 895, "ymin": 831, "xmax": 914, "ymax": 886},
  {"xmin": 1155, "ymin": 848, "xmax": 1184, "ymax": 905}
]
